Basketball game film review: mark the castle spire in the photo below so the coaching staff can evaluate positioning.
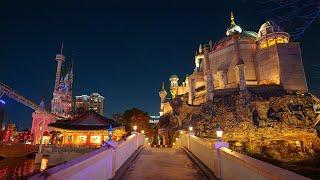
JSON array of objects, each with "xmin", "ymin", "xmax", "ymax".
[
  {"xmin": 230, "ymin": 11, "xmax": 235, "ymax": 25},
  {"xmin": 162, "ymin": 82, "xmax": 165, "ymax": 90},
  {"xmin": 199, "ymin": 44, "xmax": 203, "ymax": 54},
  {"xmin": 60, "ymin": 43, "xmax": 64, "ymax": 54}
]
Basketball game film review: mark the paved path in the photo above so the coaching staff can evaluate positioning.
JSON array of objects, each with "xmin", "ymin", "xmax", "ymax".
[{"xmin": 121, "ymin": 148, "xmax": 208, "ymax": 180}]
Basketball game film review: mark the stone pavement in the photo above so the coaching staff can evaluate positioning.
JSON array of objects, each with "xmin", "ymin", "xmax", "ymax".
[{"xmin": 121, "ymin": 148, "xmax": 208, "ymax": 180}]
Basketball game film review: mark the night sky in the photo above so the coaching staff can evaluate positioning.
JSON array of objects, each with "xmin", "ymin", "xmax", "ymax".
[{"xmin": 0, "ymin": 1, "xmax": 319, "ymax": 129}]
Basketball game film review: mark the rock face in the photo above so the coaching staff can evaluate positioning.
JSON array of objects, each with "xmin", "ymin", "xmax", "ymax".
[{"xmin": 159, "ymin": 91, "xmax": 320, "ymax": 163}]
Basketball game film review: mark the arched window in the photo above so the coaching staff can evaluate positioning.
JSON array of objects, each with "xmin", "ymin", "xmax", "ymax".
[
  {"xmin": 276, "ymin": 37, "xmax": 284, "ymax": 43},
  {"xmin": 260, "ymin": 41, "xmax": 267, "ymax": 49},
  {"xmin": 268, "ymin": 38, "xmax": 276, "ymax": 46}
]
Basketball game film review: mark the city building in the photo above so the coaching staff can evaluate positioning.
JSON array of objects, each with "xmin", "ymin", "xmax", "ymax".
[
  {"xmin": 49, "ymin": 110, "xmax": 126, "ymax": 146},
  {"xmin": 75, "ymin": 93, "xmax": 105, "ymax": 115},
  {"xmin": 149, "ymin": 115, "xmax": 160, "ymax": 124},
  {"xmin": 159, "ymin": 13, "xmax": 308, "ymax": 116}
]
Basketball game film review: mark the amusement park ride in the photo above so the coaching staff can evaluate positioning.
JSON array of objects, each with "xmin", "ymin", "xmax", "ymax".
[
  {"xmin": 0, "ymin": 45, "xmax": 71, "ymax": 144},
  {"xmin": 0, "ymin": 81, "xmax": 40, "ymax": 111}
]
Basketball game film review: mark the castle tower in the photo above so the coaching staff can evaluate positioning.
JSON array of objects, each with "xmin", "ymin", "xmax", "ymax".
[
  {"xmin": 51, "ymin": 44, "xmax": 73, "ymax": 118},
  {"xmin": 159, "ymin": 82, "xmax": 167, "ymax": 116},
  {"xmin": 169, "ymin": 75, "xmax": 179, "ymax": 99},
  {"xmin": 169, "ymin": 75, "xmax": 179, "ymax": 87},
  {"xmin": 227, "ymin": 12, "xmax": 247, "ymax": 91},
  {"xmin": 194, "ymin": 44, "xmax": 204, "ymax": 72},
  {"xmin": 203, "ymin": 44, "xmax": 214, "ymax": 101},
  {"xmin": 54, "ymin": 44, "xmax": 65, "ymax": 91}
]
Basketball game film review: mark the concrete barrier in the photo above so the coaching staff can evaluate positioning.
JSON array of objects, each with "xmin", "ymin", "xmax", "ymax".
[
  {"xmin": 180, "ymin": 134, "xmax": 309, "ymax": 180},
  {"xmin": 31, "ymin": 133, "xmax": 145, "ymax": 180}
]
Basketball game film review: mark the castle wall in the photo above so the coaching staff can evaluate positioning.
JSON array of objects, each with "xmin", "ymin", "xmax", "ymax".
[
  {"xmin": 209, "ymin": 39, "xmax": 257, "ymax": 89},
  {"xmin": 256, "ymin": 45, "xmax": 280, "ymax": 85},
  {"xmin": 277, "ymin": 43, "xmax": 308, "ymax": 92}
]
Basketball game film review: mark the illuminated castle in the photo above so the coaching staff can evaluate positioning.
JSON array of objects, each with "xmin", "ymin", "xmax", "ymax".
[
  {"xmin": 32, "ymin": 45, "xmax": 73, "ymax": 143},
  {"xmin": 159, "ymin": 13, "xmax": 308, "ymax": 115}
]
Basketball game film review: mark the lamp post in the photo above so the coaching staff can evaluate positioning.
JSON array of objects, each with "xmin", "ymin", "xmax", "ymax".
[
  {"xmin": 133, "ymin": 125, "xmax": 137, "ymax": 132},
  {"xmin": 216, "ymin": 125, "xmax": 223, "ymax": 142},
  {"xmin": 141, "ymin": 130, "xmax": 145, "ymax": 134},
  {"xmin": 108, "ymin": 125, "xmax": 113, "ymax": 142},
  {"xmin": 213, "ymin": 124, "xmax": 229, "ymax": 180}
]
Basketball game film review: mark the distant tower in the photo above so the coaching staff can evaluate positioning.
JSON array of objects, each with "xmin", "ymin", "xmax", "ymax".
[
  {"xmin": 159, "ymin": 82, "xmax": 167, "ymax": 116},
  {"xmin": 54, "ymin": 44, "xmax": 65, "ymax": 91},
  {"xmin": 51, "ymin": 44, "xmax": 73, "ymax": 118}
]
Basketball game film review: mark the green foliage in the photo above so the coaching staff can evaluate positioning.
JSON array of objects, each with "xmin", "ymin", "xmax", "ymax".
[{"xmin": 116, "ymin": 108, "xmax": 156, "ymax": 139}]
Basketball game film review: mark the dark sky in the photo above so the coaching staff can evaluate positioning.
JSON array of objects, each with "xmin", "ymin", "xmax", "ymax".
[{"xmin": 0, "ymin": 0, "xmax": 319, "ymax": 129}]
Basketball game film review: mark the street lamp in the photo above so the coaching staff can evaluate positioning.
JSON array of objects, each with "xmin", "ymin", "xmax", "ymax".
[
  {"xmin": 216, "ymin": 125, "xmax": 223, "ymax": 142},
  {"xmin": 180, "ymin": 131, "xmax": 184, "ymax": 135},
  {"xmin": 189, "ymin": 126, "xmax": 193, "ymax": 132},
  {"xmin": 108, "ymin": 125, "xmax": 113, "ymax": 142},
  {"xmin": 133, "ymin": 125, "xmax": 137, "ymax": 132},
  {"xmin": 141, "ymin": 130, "xmax": 145, "ymax": 134}
]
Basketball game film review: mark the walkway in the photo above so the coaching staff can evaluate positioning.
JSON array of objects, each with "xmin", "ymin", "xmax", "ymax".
[{"xmin": 121, "ymin": 148, "xmax": 208, "ymax": 180}]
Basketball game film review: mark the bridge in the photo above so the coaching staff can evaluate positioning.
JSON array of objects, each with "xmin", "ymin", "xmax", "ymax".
[{"xmin": 31, "ymin": 133, "xmax": 308, "ymax": 180}]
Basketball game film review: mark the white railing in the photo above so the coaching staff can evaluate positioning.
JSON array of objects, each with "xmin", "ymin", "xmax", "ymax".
[
  {"xmin": 31, "ymin": 133, "xmax": 145, "ymax": 180},
  {"xmin": 179, "ymin": 133, "xmax": 309, "ymax": 180}
]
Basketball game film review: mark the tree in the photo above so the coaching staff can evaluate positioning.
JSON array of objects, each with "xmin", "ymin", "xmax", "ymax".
[{"xmin": 121, "ymin": 108, "xmax": 156, "ymax": 141}]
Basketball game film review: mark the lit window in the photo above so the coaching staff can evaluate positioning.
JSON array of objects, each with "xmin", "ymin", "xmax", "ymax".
[
  {"xmin": 260, "ymin": 41, "xmax": 267, "ymax": 49},
  {"xmin": 78, "ymin": 136, "xmax": 87, "ymax": 144},
  {"xmin": 268, "ymin": 38, "xmax": 276, "ymax": 46},
  {"xmin": 276, "ymin": 37, "xmax": 284, "ymax": 43},
  {"xmin": 284, "ymin": 37, "xmax": 289, "ymax": 43},
  {"xmin": 90, "ymin": 136, "xmax": 101, "ymax": 144},
  {"xmin": 66, "ymin": 135, "xmax": 72, "ymax": 143}
]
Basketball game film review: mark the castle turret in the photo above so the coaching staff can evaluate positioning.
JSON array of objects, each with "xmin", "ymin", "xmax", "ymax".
[
  {"xmin": 226, "ymin": 12, "xmax": 247, "ymax": 91},
  {"xmin": 159, "ymin": 82, "xmax": 167, "ymax": 116},
  {"xmin": 226, "ymin": 12, "xmax": 242, "ymax": 36},
  {"xmin": 194, "ymin": 44, "xmax": 204, "ymax": 72},
  {"xmin": 54, "ymin": 44, "xmax": 65, "ymax": 92},
  {"xmin": 203, "ymin": 44, "xmax": 214, "ymax": 101},
  {"xmin": 169, "ymin": 75, "xmax": 179, "ymax": 99}
]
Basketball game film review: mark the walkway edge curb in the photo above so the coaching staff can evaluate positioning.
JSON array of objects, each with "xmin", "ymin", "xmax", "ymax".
[
  {"xmin": 182, "ymin": 147, "xmax": 218, "ymax": 180},
  {"xmin": 112, "ymin": 145, "xmax": 144, "ymax": 180}
]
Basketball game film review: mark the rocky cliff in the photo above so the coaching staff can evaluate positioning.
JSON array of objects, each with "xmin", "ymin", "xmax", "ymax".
[{"xmin": 159, "ymin": 91, "xmax": 320, "ymax": 164}]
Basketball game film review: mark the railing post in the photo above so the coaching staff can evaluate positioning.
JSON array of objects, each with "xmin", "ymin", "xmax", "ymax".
[
  {"xmin": 188, "ymin": 132, "xmax": 195, "ymax": 150},
  {"xmin": 214, "ymin": 141, "xmax": 229, "ymax": 179},
  {"xmin": 111, "ymin": 148, "xmax": 117, "ymax": 178}
]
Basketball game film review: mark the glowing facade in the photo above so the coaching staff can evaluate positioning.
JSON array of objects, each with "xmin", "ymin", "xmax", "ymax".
[
  {"xmin": 51, "ymin": 45, "xmax": 73, "ymax": 119},
  {"xmin": 49, "ymin": 110, "xmax": 126, "ymax": 146},
  {"xmin": 32, "ymin": 45, "xmax": 73, "ymax": 144},
  {"xmin": 159, "ymin": 13, "xmax": 308, "ymax": 114}
]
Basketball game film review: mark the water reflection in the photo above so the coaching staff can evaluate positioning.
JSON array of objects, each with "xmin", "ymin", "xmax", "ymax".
[
  {"xmin": 0, "ymin": 155, "xmax": 47, "ymax": 179},
  {"xmin": 40, "ymin": 157, "xmax": 48, "ymax": 171}
]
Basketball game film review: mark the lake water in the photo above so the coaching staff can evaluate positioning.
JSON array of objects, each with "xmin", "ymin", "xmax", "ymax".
[{"xmin": 0, "ymin": 155, "xmax": 48, "ymax": 179}]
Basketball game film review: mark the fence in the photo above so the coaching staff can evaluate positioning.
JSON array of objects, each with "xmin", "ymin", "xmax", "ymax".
[
  {"xmin": 31, "ymin": 133, "xmax": 145, "ymax": 180},
  {"xmin": 179, "ymin": 133, "xmax": 309, "ymax": 180}
]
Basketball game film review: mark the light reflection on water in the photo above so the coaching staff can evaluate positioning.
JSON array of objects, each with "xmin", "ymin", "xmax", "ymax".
[
  {"xmin": 0, "ymin": 156, "xmax": 48, "ymax": 179},
  {"xmin": 40, "ymin": 158, "xmax": 48, "ymax": 171}
]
